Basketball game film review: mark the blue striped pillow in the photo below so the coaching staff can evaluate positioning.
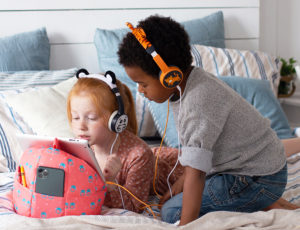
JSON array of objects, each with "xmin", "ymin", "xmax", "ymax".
[
  {"xmin": 0, "ymin": 68, "xmax": 77, "ymax": 91},
  {"xmin": 191, "ymin": 44, "xmax": 281, "ymax": 95},
  {"xmin": 0, "ymin": 68, "xmax": 78, "ymax": 172}
]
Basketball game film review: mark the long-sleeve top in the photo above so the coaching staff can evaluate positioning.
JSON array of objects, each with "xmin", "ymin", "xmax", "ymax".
[
  {"xmin": 171, "ymin": 66, "xmax": 286, "ymax": 176},
  {"xmin": 103, "ymin": 130, "xmax": 183, "ymax": 213},
  {"xmin": 104, "ymin": 130, "xmax": 154, "ymax": 212}
]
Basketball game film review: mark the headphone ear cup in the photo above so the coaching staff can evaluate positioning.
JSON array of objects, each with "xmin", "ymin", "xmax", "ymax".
[
  {"xmin": 108, "ymin": 111, "xmax": 128, "ymax": 133},
  {"xmin": 159, "ymin": 66, "xmax": 183, "ymax": 88}
]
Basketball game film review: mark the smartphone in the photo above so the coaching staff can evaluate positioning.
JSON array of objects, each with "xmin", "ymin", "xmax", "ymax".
[{"xmin": 35, "ymin": 166, "xmax": 65, "ymax": 197}]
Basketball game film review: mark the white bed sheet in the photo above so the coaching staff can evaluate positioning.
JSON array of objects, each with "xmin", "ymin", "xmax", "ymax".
[{"xmin": 1, "ymin": 153, "xmax": 300, "ymax": 230}]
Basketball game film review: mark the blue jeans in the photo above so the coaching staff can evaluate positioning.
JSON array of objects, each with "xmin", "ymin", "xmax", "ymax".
[{"xmin": 161, "ymin": 164, "xmax": 287, "ymax": 224}]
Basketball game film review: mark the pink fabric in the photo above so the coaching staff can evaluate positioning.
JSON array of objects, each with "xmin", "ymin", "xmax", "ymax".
[{"xmin": 13, "ymin": 142, "xmax": 106, "ymax": 218}]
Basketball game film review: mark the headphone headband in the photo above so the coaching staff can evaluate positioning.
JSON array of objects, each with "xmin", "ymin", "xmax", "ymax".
[
  {"xmin": 126, "ymin": 22, "xmax": 183, "ymax": 88},
  {"xmin": 76, "ymin": 69, "xmax": 117, "ymax": 90}
]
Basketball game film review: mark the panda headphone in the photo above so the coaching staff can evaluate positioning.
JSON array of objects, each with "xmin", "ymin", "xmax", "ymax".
[
  {"xmin": 126, "ymin": 22, "xmax": 183, "ymax": 89},
  {"xmin": 76, "ymin": 68, "xmax": 128, "ymax": 133}
]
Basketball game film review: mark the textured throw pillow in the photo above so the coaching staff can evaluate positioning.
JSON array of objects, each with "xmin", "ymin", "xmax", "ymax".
[
  {"xmin": 0, "ymin": 28, "xmax": 50, "ymax": 71},
  {"xmin": 94, "ymin": 11, "xmax": 225, "ymax": 137},
  {"xmin": 148, "ymin": 76, "xmax": 294, "ymax": 147},
  {"xmin": 0, "ymin": 69, "xmax": 78, "ymax": 172},
  {"xmin": 191, "ymin": 44, "xmax": 281, "ymax": 95}
]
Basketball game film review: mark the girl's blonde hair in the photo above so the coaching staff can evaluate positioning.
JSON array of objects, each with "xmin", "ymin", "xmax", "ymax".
[{"xmin": 67, "ymin": 77, "xmax": 137, "ymax": 135}]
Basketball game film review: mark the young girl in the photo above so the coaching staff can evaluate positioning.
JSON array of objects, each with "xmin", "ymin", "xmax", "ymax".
[{"xmin": 66, "ymin": 70, "xmax": 155, "ymax": 212}]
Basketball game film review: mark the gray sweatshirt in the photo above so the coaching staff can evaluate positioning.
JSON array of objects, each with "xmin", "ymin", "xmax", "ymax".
[{"xmin": 171, "ymin": 67, "xmax": 286, "ymax": 176}]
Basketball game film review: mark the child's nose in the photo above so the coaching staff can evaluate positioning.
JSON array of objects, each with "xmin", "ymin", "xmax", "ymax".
[
  {"xmin": 138, "ymin": 85, "xmax": 144, "ymax": 94},
  {"xmin": 79, "ymin": 120, "xmax": 87, "ymax": 130}
]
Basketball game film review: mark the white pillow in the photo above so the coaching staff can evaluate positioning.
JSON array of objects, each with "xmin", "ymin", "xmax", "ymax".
[
  {"xmin": 0, "ymin": 101, "xmax": 23, "ymax": 172},
  {"xmin": 191, "ymin": 44, "xmax": 281, "ymax": 95},
  {"xmin": 0, "ymin": 68, "xmax": 78, "ymax": 173},
  {"xmin": 5, "ymin": 77, "xmax": 77, "ymax": 138}
]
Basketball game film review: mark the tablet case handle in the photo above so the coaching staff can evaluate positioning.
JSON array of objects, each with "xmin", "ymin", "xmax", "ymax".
[{"xmin": 53, "ymin": 138, "xmax": 59, "ymax": 149}]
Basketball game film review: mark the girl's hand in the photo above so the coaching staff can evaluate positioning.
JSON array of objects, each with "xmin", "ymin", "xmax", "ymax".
[
  {"xmin": 159, "ymin": 174, "xmax": 184, "ymax": 206},
  {"xmin": 103, "ymin": 154, "xmax": 122, "ymax": 182}
]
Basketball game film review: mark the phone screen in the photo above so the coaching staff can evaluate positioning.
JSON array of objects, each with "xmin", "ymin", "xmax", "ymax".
[{"xmin": 35, "ymin": 166, "xmax": 65, "ymax": 197}]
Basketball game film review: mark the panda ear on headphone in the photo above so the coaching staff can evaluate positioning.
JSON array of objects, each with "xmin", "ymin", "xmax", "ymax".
[
  {"xmin": 105, "ymin": 71, "xmax": 117, "ymax": 84},
  {"xmin": 76, "ymin": 68, "xmax": 90, "ymax": 78}
]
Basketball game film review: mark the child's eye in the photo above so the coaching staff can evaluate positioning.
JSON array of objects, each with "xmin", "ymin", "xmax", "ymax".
[
  {"xmin": 72, "ymin": 117, "xmax": 80, "ymax": 120},
  {"xmin": 88, "ymin": 116, "xmax": 98, "ymax": 121}
]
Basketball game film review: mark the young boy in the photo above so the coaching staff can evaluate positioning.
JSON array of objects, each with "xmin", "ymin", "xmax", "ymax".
[{"xmin": 118, "ymin": 15, "xmax": 287, "ymax": 225}]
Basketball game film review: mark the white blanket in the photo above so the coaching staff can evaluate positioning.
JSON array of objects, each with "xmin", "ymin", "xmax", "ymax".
[
  {"xmin": 1, "ymin": 152, "xmax": 300, "ymax": 230},
  {"xmin": 1, "ymin": 208, "xmax": 300, "ymax": 230}
]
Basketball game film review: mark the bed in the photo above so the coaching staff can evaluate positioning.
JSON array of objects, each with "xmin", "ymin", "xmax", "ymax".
[{"xmin": 1, "ymin": 1, "xmax": 300, "ymax": 229}]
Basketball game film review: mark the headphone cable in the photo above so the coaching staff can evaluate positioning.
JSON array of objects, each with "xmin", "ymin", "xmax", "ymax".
[
  {"xmin": 104, "ymin": 132, "xmax": 157, "ymax": 217},
  {"xmin": 166, "ymin": 85, "xmax": 182, "ymax": 198},
  {"xmin": 152, "ymin": 98, "xmax": 170, "ymax": 198},
  {"xmin": 109, "ymin": 133, "xmax": 126, "ymax": 210}
]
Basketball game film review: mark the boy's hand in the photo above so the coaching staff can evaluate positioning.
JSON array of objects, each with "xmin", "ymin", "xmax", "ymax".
[
  {"xmin": 159, "ymin": 174, "xmax": 185, "ymax": 206},
  {"xmin": 103, "ymin": 154, "xmax": 122, "ymax": 182}
]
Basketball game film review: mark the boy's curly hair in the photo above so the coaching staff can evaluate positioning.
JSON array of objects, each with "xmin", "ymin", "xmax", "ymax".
[{"xmin": 118, "ymin": 15, "xmax": 192, "ymax": 78}]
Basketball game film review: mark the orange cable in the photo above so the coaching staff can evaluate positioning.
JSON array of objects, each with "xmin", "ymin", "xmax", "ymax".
[
  {"xmin": 106, "ymin": 181, "xmax": 156, "ymax": 218},
  {"xmin": 105, "ymin": 100, "xmax": 171, "ymax": 217}
]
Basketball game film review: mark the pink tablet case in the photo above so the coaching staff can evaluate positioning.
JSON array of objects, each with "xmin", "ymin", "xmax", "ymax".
[{"xmin": 13, "ymin": 141, "xmax": 107, "ymax": 218}]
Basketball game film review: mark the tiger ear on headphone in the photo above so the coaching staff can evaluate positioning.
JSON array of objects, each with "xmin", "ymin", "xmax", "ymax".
[{"xmin": 126, "ymin": 22, "xmax": 183, "ymax": 89}]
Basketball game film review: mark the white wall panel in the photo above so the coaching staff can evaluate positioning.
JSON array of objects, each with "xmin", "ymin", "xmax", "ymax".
[
  {"xmin": 50, "ymin": 44, "xmax": 99, "ymax": 72},
  {"xmin": 0, "ymin": 0, "xmax": 259, "ymax": 10},
  {"xmin": 0, "ymin": 0, "xmax": 260, "ymax": 70},
  {"xmin": 0, "ymin": 9, "xmax": 259, "ymax": 43}
]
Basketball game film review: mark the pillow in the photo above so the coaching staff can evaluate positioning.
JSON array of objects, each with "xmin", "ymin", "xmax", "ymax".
[
  {"xmin": 0, "ymin": 68, "xmax": 78, "ymax": 91},
  {"xmin": 94, "ymin": 11, "xmax": 225, "ymax": 137},
  {"xmin": 0, "ymin": 28, "xmax": 50, "ymax": 71},
  {"xmin": 148, "ymin": 76, "xmax": 294, "ymax": 147},
  {"xmin": 0, "ymin": 69, "xmax": 78, "ymax": 172},
  {"xmin": 219, "ymin": 76, "xmax": 294, "ymax": 139},
  {"xmin": 191, "ymin": 44, "xmax": 281, "ymax": 96},
  {"xmin": 5, "ymin": 77, "xmax": 77, "ymax": 138},
  {"xmin": 136, "ymin": 91, "xmax": 157, "ymax": 137}
]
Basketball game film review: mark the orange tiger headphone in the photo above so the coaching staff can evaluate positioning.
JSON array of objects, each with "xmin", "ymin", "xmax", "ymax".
[{"xmin": 126, "ymin": 22, "xmax": 183, "ymax": 89}]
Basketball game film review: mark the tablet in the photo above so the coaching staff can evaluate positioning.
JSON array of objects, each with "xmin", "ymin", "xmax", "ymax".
[{"xmin": 16, "ymin": 133, "xmax": 105, "ymax": 182}]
